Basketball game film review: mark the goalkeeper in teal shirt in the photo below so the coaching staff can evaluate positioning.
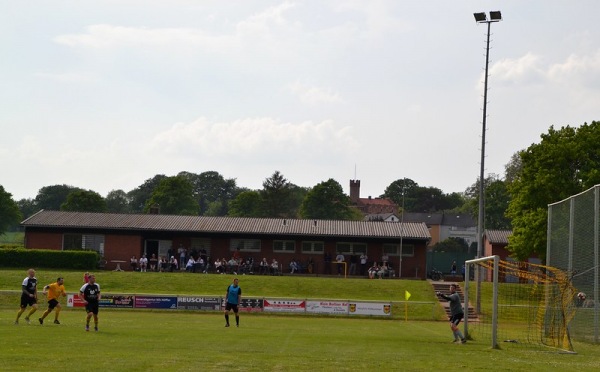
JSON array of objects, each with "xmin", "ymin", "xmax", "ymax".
[{"xmin": 224, "ymin": 278, "xmax": 242, "ymax": 327}]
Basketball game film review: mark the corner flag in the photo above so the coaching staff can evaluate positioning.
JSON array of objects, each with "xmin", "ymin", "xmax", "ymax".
[{"xmin": 405, "ymin": 290, "xmax": 411, "ymax": 301}]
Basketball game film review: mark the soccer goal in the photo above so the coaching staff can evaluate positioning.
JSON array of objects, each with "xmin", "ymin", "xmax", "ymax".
[{"xmin": 464, "ymin": 255, "xmax": 578, "ymax": 353}]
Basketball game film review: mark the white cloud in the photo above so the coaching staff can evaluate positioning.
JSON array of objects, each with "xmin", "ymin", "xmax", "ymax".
[
  {"xmin": 490, "ymin": 50, "xmax": 600, "ymax": 88},
  {"xmin": 488, "ymin": 52, "xmax": 545, "ymax": 85},
  {"xmin": 34, "ymin": 72, "xmax": 98, "ymax": 84},
  {"xmin": 332, "ymin": 0, "xmax": 406, "ymax": 39},
  {"xmin": 288, "ymin": 81, "xmax": 344, "ymax": 104},
  {"xmin": 236, "ymin": 1, "xmax": 297, "ymax": 36},
  {"xmin": 149, "ymin": 116, "xmax": 358, "ymax": 159},
  {"xmin": 54, "ymin": 24, "xmax": 228, "ymax": 50},
  {"xmin": 53, "ymin": 3, "xmax": 298, "ymax": 53},
  {"xmin": 547, "ymin": 51, "xmax": 600, "ymax": 86}
]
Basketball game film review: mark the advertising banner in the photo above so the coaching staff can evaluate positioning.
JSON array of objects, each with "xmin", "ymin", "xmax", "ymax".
[
  {"xmin": 67, "ymin": 294, "xmax": 85, "ymax": 308},
  {"xmin": 306, "ymin": 300, "xmax": 349, "ymax": 315},
  {"xmin": 239, "ymin": 298, "xmax": 264, "ymax": 312},
  {"xmin": 67, "ymin": 294, "xmax": 133, "ymax": 308},
  {"xmin": 99, "ymin": 295, "xmax": 134, "ymax": 308},
  {"xmin": 177, "ymin": 296, "xmax": 221, "ymax": 310},
  {"xmin": 348, "ymin": 302, "xmax": 392, "ymax": 316},
  {"xmin": 263, "ymin": 299, "xmax": 306, "ymax": 313},
  {"xmin": 220, "ymin": 298, "xmax": 264, "ymax": 312},
  {"xmin": 134, "ymin": 296, "xmax": 178, "ymax": 309}
]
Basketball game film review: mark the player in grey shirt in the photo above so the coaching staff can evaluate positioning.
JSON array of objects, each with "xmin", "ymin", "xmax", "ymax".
[{"xmin": 437, "ymin": 283, "xmax": 466, "ymax": 343}]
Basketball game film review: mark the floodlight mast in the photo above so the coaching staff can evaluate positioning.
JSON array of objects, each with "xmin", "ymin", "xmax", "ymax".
[{"xmin": 473, "ymin": 11, "xmax": 502, "ymax": 313}]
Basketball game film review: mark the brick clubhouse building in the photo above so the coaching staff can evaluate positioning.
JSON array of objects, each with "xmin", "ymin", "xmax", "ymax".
[{"xmin": 22, "ymin": 210, "xmax": 431, "ymax": 278}]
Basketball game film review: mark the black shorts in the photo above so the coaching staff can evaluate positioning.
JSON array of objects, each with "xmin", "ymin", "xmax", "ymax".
[
  {"xmin": 450, "ymin": 313, "xmax": 464, "ymax": 326},
  {"xmin": 85, "ymin": 302, "xmax": 99, "ymax": 315},
  {"xmin": 20, "ymin": 294, "xmax": 37, "ymax": 308},
  {"xmin": 225, "ymin": 302, "xmax": 239, "ymax": 313},
  {"xmin": 48, "ymin": 299, "xmax": 60, "ymax": 310}
]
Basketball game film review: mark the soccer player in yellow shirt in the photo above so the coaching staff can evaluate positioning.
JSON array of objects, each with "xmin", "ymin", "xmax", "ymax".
[{"xmin": 39, "ymin": 277, "xmax": 66, "ymax": 325}]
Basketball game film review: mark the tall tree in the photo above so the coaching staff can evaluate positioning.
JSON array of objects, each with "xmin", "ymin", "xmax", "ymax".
[
  {"xmin": 35, "ymin": 184, "xmax": 82, "ymax": 211},
  {"xmin": 127, "ymin": 175, "xmax": 167, "ymax": 213},
  {"xmin": 507, "ymin": 121, "xmax": 600, "ymax": 260},
  {"xmin": 16, "ymin": 198, "xmax": 37, "ymax": 220},
  {"xmin": 382, "ymin": 178, "xmax": 419, "ymax": 210},
  {"xmin": 61, "ymin": 190, "xmax": 107, "ymax": 212},
  {"xmin": 299, "ymin": 179, "xmax": 356, "ymax": 220},
  {"xmin": 504, "ymin": 151, "xmax": 524, "ymax": 184},
  {"xmin": 180, "ymin": 171, "xmax": 238, "ymax": 216},
  {"xmin": 382, "ymin": 178, "xmax": 463, "ymax": 213},
  {"xmin": 145, "ymin": 176, "xmax": 198, "ymax": 215},
  {"xmin": 228, "ymin": 190, "xmax": 263, "ymax": 217},
  {"xmin": 105, "ymin": 189, "xmax": 130, "ymax": 213},
  {"xmin": 287, "ymin": 184, "xmax": 309, "ymax": 218},
  {"xmin": 464, "ymin": 174, "xmax": 511, "ymax": 230},
  {"xmin": 261, "ymin": 171, "xmax": 293, "ymax": 218},
  {"xmin": 0, "ymin": 185, "xmax": 22, "ymax": 234}
]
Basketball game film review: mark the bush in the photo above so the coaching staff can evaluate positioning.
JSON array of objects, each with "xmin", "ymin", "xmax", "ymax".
[{"xmin": 0, "ymin": 248, "xmax": 99, "ymax": 270}]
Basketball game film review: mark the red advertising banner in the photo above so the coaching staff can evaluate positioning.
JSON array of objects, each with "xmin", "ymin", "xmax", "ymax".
[
  {"xmin": 67, "ymin": 294, "xmax": 85, "ymax": 308},
  {"xmin": 263, "ymin": 299, "xmax": 306, "ymax": 313}
]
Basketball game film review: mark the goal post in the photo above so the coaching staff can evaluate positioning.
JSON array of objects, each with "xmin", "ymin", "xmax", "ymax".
[
  {"xmin": 464, "ymin": 255, "xmax": 499, "ymax": 349},
  {"xmin": 463, "ymin": 256, "xmax": 577, "ymax": 353}
]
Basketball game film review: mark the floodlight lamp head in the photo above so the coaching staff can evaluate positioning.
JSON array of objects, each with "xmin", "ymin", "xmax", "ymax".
[
  {"xmin": 474, "ymin": 12, "xmax": 487, "ymax": 22},
  {"xmin": 489, "ymin": 11, "xmax": 502, "ymax": 21}
]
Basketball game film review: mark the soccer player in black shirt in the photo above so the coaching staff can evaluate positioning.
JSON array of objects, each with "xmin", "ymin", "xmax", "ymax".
[
  {"xmin": 79, "ymin": 274, "xmax": 101, "ymax": 331},
  {"xmin": 15, "ymin": 268, "xmax": 38, "ymax": 324}
]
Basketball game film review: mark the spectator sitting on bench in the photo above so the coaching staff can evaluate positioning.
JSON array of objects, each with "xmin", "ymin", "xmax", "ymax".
[
  {"xmin": 270, "ymin": 259, "xmax": 280, "ymax": 275},
  {"xmin": 259, "ymin": 258, "xmax": 269, "ymax": 275},
  {"xmin": 130, "ymin": 255, "xmax": 138, "ymax": 271},
  {"xmin": 378, "ymin": 262, "xmax": 390, "ymax": 279},
  {"xmin": 368, "ymin": 262, "xmax": 380, "ymax": 279},
  {"xmin": 185, "ymin": 257, "xmax": 195, "ymax": 272},
  {"xmin": 289, "ymin": 259, "xmax": 299, "ymax": 274},
  {"xmin": 227, "ymin": 257, "xmax": 238, "ymax": 275},
  {"xmin": 214, "ymin": 258, "xmax": 224, "ymax": 274}
]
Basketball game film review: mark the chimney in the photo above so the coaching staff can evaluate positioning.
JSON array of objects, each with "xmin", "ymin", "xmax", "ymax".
[
  {"xmin": 350, "ymin": 179, "xmax": 360, "ymax": 203},
  {"xmin": 149, "ymin": 204, "xmax": 160, "ymax": 214}
]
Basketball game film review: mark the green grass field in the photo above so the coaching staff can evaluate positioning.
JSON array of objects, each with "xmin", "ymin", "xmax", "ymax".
[
  {"xmin": 2, "ymin": 269, "xmax": 599, "ymax": 371},
  {"xmin": 0, "ymin": 232, "xmax": 24, "ymax": 245}
]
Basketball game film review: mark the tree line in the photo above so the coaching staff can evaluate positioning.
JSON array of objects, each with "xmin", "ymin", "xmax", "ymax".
[{"xmin": 2, "ymin": 120, "xmax": 599, "ymax": 261}]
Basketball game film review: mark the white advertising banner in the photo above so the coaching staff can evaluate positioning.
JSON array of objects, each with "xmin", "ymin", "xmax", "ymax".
[
  {"xmin": 348, "ymin": 302, "xmax": 392, "ymax": 316},
  {"xmin": 263, "ymin": 299, "xmax": 306, "ymax": 313},
  {"xmin": 306, "ymin": 300, "xmax": 349, "ymax": 315}
]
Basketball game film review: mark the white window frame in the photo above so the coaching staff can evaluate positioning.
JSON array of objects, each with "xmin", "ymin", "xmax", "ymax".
[
  {"xmin": 301, "ymin": 241, "xmax": 324, "ymax": 254},
  {"xmin": 383, "ymin": 243, "xmax": 415, "ymax": 257},
  {"xmin": 335, "ymin": 242, "xmax": 367, "ymax": 255},
  {"xmin": 230, "ymin": 239, "xmax": 261, "ymax": 252},
  {"xmin": 63, "ymin": 234, "xmax": 105, "ymax": 256},
  {"xmin": 273, "ymin": 240, "xmax": 295, "ymax": 253}
]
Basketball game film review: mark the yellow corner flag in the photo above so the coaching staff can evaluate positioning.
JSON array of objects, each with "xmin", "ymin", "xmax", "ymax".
[{"xmin": 405, "ymin": 290, "xmax": 411, "ymax": 301}]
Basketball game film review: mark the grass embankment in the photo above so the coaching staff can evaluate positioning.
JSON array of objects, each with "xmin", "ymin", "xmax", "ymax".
[{"xmin": 0, "ymin": 269, "xmax": 446, "ymax": 320}]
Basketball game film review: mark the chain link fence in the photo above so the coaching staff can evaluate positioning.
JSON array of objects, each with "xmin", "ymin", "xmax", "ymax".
[{"xmin": 547, "ymin": 185, "xmax": 600, "ymax": 343}]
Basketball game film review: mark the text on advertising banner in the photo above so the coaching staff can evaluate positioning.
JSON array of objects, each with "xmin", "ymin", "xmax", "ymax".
[
  {"xmin": 348, "ymin": 302, "xmax": 392, "ymax": 316},
  {"xmin": 67, "ymin": 294, "xmax": 85, "ymax": 308},
  {"xmin": 220, "ymin": 298, "xmax": 264, "ymax": 312},
  {"xmin": 134, "ymin": 296, "xmax": 177, "ymax": 309},
  {"xmin": 99, "ymin": 295, "xmax": 134, "ymax": 308},
  {"xmin": 177, "ymin": 296, "xmax": 221, "ymax": 310},
  {"xmin": 263, "ymin": 299, "xmax": 306, "ymax": 313},
  {"xmin": 306, "ymin": 301, "xmax": 349, "ymax": 315}
]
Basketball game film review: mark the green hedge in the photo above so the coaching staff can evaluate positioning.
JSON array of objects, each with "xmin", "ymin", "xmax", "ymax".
[{"xmin": 0, "ymin": 248, "xmax": 99, "ymax": 270}]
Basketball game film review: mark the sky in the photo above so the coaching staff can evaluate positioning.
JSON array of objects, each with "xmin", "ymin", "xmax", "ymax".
[{"xmin": 2, "ymin": 1, "xmax": 599, "ymax": 202}]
